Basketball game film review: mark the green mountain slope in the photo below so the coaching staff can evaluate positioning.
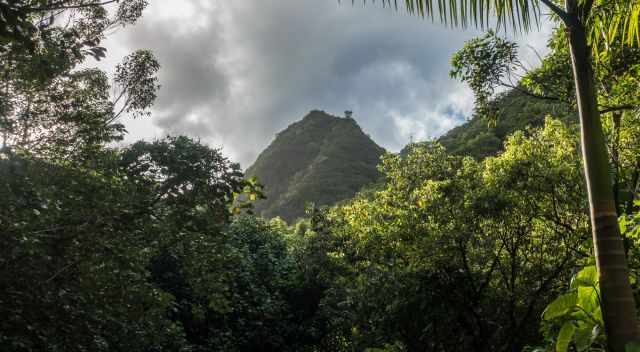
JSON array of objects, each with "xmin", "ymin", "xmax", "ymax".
[
  {"xmin": 250, "ymin": 91, "xmax": 574, "ymax": 222},
  {"xmin": 438, "ymin": 90, "xmax": 576, "ymax": 158},
  {"xmin": 247, "ymin": 110, "xmax": 385, "ymax": 222}
]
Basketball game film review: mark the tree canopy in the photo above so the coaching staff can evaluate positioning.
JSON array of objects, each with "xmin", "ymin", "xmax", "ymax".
[{"xmin": 2, "ymin": 1, "xmax": 640, "ymax": 351}]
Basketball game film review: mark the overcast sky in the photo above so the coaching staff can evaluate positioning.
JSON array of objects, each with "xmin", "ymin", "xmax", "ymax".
[{"xmin": 97, "ymin": 1, "xmax": 554, "ymax": 168}]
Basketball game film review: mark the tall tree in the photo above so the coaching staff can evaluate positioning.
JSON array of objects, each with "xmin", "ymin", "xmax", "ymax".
[
  {"xmin": 368, "ymin": 0, "xmax": 640, "ymax": 350},
  {"xmin": 0, "ymin": 0, "xmax": 157, "ymax": 161}
]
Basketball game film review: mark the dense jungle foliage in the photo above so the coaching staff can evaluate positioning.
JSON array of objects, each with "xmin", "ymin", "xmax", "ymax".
[{"xmin": 2, "ymin": 1, "xmax": 640, "ymax": 351}]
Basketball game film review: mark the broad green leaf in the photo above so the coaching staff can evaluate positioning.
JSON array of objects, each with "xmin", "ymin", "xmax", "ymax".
[
  {"xmin": 572, "ymin": 266, "xmax": 598, "ymax": 289},
  {"xmin": 543, "ymin": 292, "xmax": 577, "ymax": 320},
  {"xmin": 556, "ymin": 322, "xmax": 576, "ymax": 352},
  {"xmin": 593, "ymin": 306, "xmax": 603, "ymax": 324},
  {"xmin": 577, "ymin": 286, "xmax": 599, "ymax": 317}
]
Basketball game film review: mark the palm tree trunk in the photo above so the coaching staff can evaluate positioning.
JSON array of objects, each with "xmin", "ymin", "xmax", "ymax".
[{"xmin": 564, "ymin": 1, "xmax": 639, "ymax": 350}]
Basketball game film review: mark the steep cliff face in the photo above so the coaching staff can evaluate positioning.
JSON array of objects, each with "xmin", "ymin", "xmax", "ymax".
[{"xmin": 246, "ymin": 110, "xmax": 384, "ymax": 222}]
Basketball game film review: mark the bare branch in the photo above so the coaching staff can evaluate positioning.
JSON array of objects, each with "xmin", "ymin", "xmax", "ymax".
[{"xmin": 26, "ymin": 0, "xmax": 119, "ymax": 13}]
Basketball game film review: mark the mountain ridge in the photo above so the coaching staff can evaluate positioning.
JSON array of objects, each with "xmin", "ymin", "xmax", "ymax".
[{"xmin": 249, "ymin": 92, "xmax": 575, "ymax": 222}]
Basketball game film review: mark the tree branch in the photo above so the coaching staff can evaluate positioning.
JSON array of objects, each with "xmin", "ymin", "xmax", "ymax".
[
  {"xmin": 26, "ymin": 0, "xmax": 119, "ymax": 13},
  {"xmin": 500, "ymin": 81, "xmax": 562, "ymax": 102},
  {"xmin": 599, "ymin": 104, "xmax": 637, "ymax": 114}
]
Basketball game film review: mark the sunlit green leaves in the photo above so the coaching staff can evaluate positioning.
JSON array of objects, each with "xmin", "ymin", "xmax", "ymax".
[
  {"xmin": 571, "ymin": 265, "xmax": 598, "ymax": 289},
  {"xmin": 326, "ymin": 118, "xmax": 590, "ymax": 350},
  {"xmin": 588, "ymin": 0, "xmax": 640, "ymax": 53},
  {"xmin": 450, "ymin": 30, "xmax": 520, "ymax": 121},
  {"xmin": 544, "ymin": 293, "xmax": 579, "ymax": 320},
  {"xmin": 541, "ymin": 266, "xmax": 605, "ymax": 352}
]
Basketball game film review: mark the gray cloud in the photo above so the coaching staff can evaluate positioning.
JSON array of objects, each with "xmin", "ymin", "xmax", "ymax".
[{"xmin": 101, "ymin": 1, "xmax": 552, "ymax": 168}]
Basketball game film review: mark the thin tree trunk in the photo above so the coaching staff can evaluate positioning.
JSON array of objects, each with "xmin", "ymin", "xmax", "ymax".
[
  {"xmin": 627, "ymin": 161, "xmax": 640, "ymax": 215},
  {"xmin": 611, "ymin": 111, "xmax": 621, "ymax": 213},
  {"xmin": 564, "ymin": 1, "xmax": 639, "ymax": 350}
]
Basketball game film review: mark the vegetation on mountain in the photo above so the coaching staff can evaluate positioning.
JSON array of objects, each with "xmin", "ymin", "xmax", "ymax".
[
  {"xmin": 311, "ymin": 119, "xmax": 591, "ymax": 351},
  {"xmin": 438, "ymin": 89, "xmax": 575, "ymax": 158},
  {"xmin": 2, "ymin": 1, "xmax": 640, "ymax": 352},
  {"xmin": 246, "ymin": 110, "xmax": 384, "ymax": 222}
]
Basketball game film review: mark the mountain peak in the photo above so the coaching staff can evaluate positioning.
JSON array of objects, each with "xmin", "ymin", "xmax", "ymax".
[
  {"xmin": 247, "ymin": 110, "xmax": 384, "ymax": 222},
  {"xmin": 294, "ymin": 110, "xmax": 357, "ymax": 128}
]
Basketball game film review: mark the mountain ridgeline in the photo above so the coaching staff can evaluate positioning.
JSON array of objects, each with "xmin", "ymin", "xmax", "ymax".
[
  {"xmin": 247, "ymin": 110, "xmax": 385, "ymax": 222},
  {"xmin": 437, "ymin": 90, "xmax": 575, "ymax": 159},
  {"xmin": 249, "ymin": 93, "xmax": 574, "ymax": 222}
]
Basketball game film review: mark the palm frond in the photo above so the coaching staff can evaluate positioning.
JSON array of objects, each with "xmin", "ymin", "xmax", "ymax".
[
  {"xmin": 350, "ymin": 0, "xmax": 640, "ymax": 51},
  {"xmin": 587, "ymin": 0, "xmax": 640, "ymax": 53},
  {"xmin": 375, "ymin": 0, "xmax": 541, "ymax": 32}
]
